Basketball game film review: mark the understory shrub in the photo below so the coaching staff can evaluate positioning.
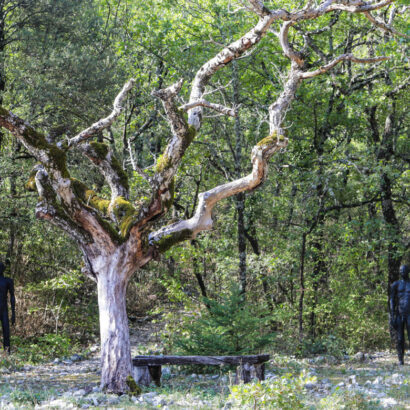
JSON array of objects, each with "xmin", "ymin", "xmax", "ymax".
[
  {"xmin": 163, "ymin": 285, "xmax": 275, "ymax": 355},
  {"xmin": 10, "ymin": 388, "xmax": 51, "ymax": 406},
  {"xmin": 229, "ymin": 371, "xmax": 315, "ymax": 409},
  {"xmin": 318, "ymin": 390, "xmax": 383, "ymax": 409},
  {"xmin": 296, "ymin": 334, "xmax": 347, "ymax": 358},
  {"xmin": 11, "ymin": 333, "xmax": 77, "ymax": 364}
]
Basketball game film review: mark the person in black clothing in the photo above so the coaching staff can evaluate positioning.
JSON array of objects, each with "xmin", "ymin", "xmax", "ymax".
[
  {"xmin": 390, "ymin": 265, "xmax": 410, "ymax": 365},
  {"xmin": 0, "ymin": 262, "xmax": 15, "ymax": 353}
]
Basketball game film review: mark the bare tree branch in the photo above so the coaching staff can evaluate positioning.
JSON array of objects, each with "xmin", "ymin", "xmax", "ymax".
[
  {"xmin": 279, "ymin": 21, "xmax": 305, "ymax": 67},
  {"xmin": 180, "ymin": 100, "xmax": 236, "ymax": 117},
  {"xmin": 68, "ymin": 79, "xmax": 135, "ymax": 147},
  {"xmin": 0, "ymin": 107, "xmax": 123, "ymax": 247},
  {"xmin": 300, "ymin": 54, "xmax": 389, "ymax": 78},
  {"xmin": 188, "ymin": 13, "xmax": 277, "ymax": 130},
  {"xmin": 127, "ymin": 138, "xmax": 152, "ymax": 182},
  {"xmin": 146, "ymin": 0, "xmax": 397, "ymax": 252},
  {"xmin": 363, "ymin": 11, "xmax": 409, "ymax": 37},
  {"xmin": 148, "ymin": 133, "xmax": 289, "ymax": 251},
  {"xmin": 78, "ymin": 143, "xmax": 129, "ymax": 200}
]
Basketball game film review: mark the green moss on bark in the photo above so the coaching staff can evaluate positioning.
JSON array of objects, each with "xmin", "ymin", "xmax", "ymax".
[
  {"xmin": 257, "ymin": 131, "xmax": 286, "ymax": 147},
  {"xmin": 111, "ymin": 156, "xmax": 129, "ymax": 190},
  {"xmin": 157, "ymin": 228, "xmax": 192, "ymax": 253},
  {"xmin": 163, "ymin": 177, "xmax": 175, "ymax": 210},
  {"xmin": 109, "ymin": 196, "xmax": 137, "ymax": 238},
  {"xmin": 126, "ymin": 375, "xmax": 141, "ymax": 396},
  {"xmin": 15, "ymin": 122, "xmax": 70, "ymax": 178},
  {"xmin": 71, "ymin": 179, "xmax": 110, "ymax": 214},
  {"xmin": 25, "ymin": 169, "xmax": 37, "ymax": 191},
  {"xmin": 47, "ymin": 146, "xmax": 70, "ymax": 178},
  {"xmin": 89, "ymin": 141, "xmax": 109, "ymax": 159},
  {"xmin": 155, "ymin": 153, "xmax": 172, "ymax": 173}
]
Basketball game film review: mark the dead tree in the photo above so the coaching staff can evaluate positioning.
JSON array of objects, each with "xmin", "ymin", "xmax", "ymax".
[{"xmin": 0, "ymin": 0, "xmax": 399, "ymax": 393}]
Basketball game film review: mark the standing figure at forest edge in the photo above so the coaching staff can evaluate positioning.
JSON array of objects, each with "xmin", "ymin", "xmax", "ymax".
[
  {"xmin": 0, "ymin": 262, "xmax": 16, "ymax": 354},
  {"xmin": 390, "ymin": 265, "xmax": 410, "ymax": 365}
]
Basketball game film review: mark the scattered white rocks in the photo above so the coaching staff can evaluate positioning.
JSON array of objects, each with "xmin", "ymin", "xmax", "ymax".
[
  {"xmin": 380, "ymin": 397, "xmax": 398, "ymax": 408},
  {"xmin": 304, "ymin": 382, "xmax": 318, "ymax": 390},
  {"xmin": 89, "ymin": 345, "xmax": 99, "ymax": 353},
  {"xmin": 141, "ymin": 391, "xmax": 158, "ymax": 401},
  {"xmin": 35, "ymin": 399, "xmax": 75, "ymax": 409},
  {"xmin": 353, "ymin": 352, "xmax": 365, "ymax": 362},
  {"xmin": 0, "ymin": 349, "xmax": 408, "ymax": 409},
  {"xmin": 373, "ymin": 376, "xmax": 384, "ymax": 385},
  {"xmin": 389, "ymin": 373, "xmax": 405, "ymax": 384},
  {"xmin": 162, "ymin": 366, "xmax": 171, "ymax": 376},
  {"xmin": 347, "ymin": 375, "xmax": 358, "ymax": 385}
]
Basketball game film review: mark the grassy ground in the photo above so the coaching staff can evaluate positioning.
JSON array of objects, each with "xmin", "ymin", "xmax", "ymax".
[
  {"xmin": 0, "ymin": 322, "xmax": 408, "ymax": 409},
  {"xmin": 0, "ymin": 350, "xmax": 408, "ymax": 408}
]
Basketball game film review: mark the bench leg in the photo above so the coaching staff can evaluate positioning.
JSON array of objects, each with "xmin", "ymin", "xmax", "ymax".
[
  {"xmin": 133, "ymin": 366, "xmax": 152, "ymax": 386},
  {"xmin": 148, "ymin": 365, "xmax": 162, "ymax": 387},
  {"xmin": 236, "ymin": 363, "xmax": 265, "ymax": 383},
  {"xmin": 255, "ymin": 363, "xmax": 265, "ymax": 381},
  {"xmin": 133, "ymin": 365, "xmax": 162, "ymax": 387},
  {"xmin": 236, "ymin": 362, "xmax": 252, "ymax": 384}
]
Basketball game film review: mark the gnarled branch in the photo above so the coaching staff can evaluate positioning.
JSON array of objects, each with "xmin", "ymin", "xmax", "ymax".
[
  {"xmin": 68, "ymin": 79, "xmax": 135, "ymax": 147},
  {"xmin": 180, "ymin": 100, "xmax": 236, "ymax": 117},
  {"xmin": 279, "ymin": 21, "xmax": 304, "ymax": 67},
  {"xmin": 78, "ymin": 142, "xmax": 129, "ymax": 200},
  {"xmin": 363, "ymin": 11, "xmax": 408, "ymax": 37},
  {"xmin": 148, "ymin": 132, "xmax": 289, "ymax": 252},
  {"xmin": 300, "ymin": 54, "xmax": 389, "ymax": 79}
]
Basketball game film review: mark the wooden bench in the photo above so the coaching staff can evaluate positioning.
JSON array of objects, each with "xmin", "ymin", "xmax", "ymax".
[{"xmin": 132, "ymin": 354, "xmax": 270, "ymax": 386}]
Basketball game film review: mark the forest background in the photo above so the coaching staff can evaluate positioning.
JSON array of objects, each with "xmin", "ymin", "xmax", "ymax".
[{"xmin": 0, "ymin": 0, "xmax": 408, "ymax": 362}]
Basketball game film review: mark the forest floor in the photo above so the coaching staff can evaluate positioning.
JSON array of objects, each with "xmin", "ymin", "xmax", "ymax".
[{"xmin": 0, "ymin": 321, "xmax": 408, "ymax": 409}]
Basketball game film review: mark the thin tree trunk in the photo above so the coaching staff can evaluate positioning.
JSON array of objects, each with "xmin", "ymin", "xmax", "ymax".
[
  {"xmin": 310, "ymin": 233, "xmax": 326, "ymax": 339},
  {"xmin": 376, "ymin": 109, "xmax": 402, "ymax": 342},
  {"xmin": 232, "ymin": 61, "xmax": 247, "ymax": 297},
  {"xmin": 299, "ymin": 232, "xmax": 307, "ymax": 341},
  {"xmin": 6, "ymin": 172, "xmax": 17, "ymax": 264},
  {"xmin": 0, "ymin": 1, "xmax": 5, "ymax": 148},
  {"xmin": 236, "ymin": 193, "xmax": 247, "ymax": 296}
]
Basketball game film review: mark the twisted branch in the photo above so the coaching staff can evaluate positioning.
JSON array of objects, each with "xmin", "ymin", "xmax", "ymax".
[
  {"xmin": 68, "ymin": 79, "xmax": 136, "ymax": 147},
  {"xmin": 300, "ymin": 54, "xmax": 389, "ymax": 78}
]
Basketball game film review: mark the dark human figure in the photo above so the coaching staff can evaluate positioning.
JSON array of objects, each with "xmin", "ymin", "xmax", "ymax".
[
  {"xmin": 390, "ymin": 265, "xmax": 410, "ymax": 365},
  {"xmin": 0, "ymin": 262, "xmax": 15, "ymax": 353}
]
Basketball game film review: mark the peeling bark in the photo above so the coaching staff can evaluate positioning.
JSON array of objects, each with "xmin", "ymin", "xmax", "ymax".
[{"xmin": 97, "ymin": 266, "xmax": 132, "ymax": 392}]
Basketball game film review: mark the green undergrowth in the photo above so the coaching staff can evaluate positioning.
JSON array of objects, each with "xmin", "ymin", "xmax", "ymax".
[
  {"xmin": 1, "ymin": 333, "xmax": 81, "ymax": 367},
  {"xmin": 9, "ymin": 387, "xmax": 56, "ymax": 406},
  {"xmin": 0, "ymin": 351, "xmax": 408, "ymax": 408}
]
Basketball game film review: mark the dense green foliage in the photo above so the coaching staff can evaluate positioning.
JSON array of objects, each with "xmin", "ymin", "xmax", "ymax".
[
  {"xmin": 163, "ymin": 285, "xmax": 274, "ymax": 355},
  {"xmin": 0, "ymin": 0, "xmax": 408, "ymax": 358}
]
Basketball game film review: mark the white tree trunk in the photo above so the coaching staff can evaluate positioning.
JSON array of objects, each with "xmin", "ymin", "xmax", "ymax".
[{"xmin": 97, "ymin": 267, "xmax": 132, "ymax": 393}]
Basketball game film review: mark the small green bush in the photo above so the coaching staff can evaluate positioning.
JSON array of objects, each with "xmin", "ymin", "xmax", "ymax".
[
  {"xmin": 229, "ymin": 371, "xmax": 315, "ymax": 409},
  {"xmin": 11, "ymin": 333, "xmax": 76, "ymax": 364},
  {"xmin": 318, "ymin": 390, "xmax": 382, "ymax": 409},
  {"xmin": 164, "ymin": 285, "xmax": 275, "ymax": 355},
  {"xmin": 296, "ymin": 334, "xmax": 346, "ymax": 358},
  {"xmin": 10, "ymin": 388, "xmax": 50, "ymax": 405}
]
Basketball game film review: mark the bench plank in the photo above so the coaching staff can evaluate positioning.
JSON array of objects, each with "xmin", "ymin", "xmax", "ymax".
[{"xmin": 133, "ymin": 354, "xmax": 269, "ymax": 366}]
